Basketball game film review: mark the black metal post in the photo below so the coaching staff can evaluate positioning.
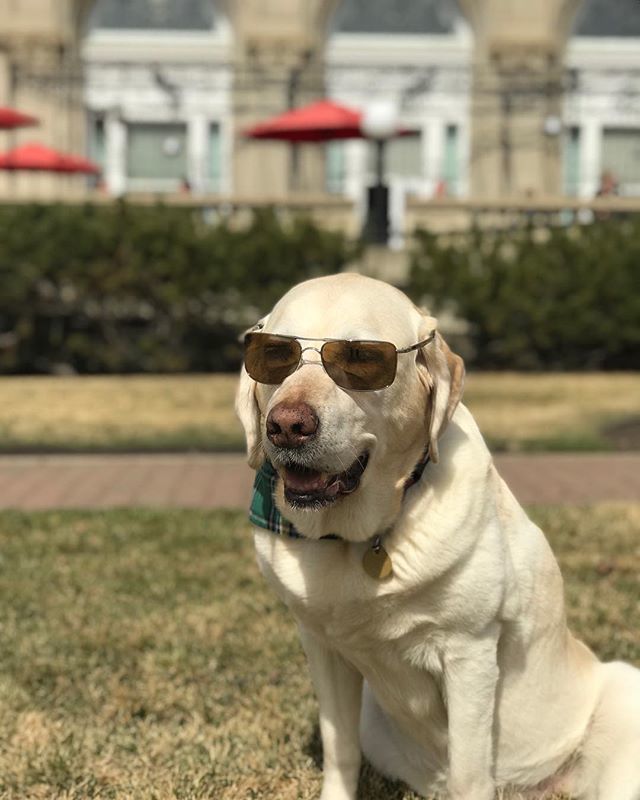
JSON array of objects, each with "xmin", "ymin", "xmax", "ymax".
[{"xmin": 364, "ymin": 138, "xmax": 390, "ymax": 245}]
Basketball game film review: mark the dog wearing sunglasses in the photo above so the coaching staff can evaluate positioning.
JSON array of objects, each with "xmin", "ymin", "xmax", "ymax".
[{"xmin": 235, "ymin": 273, "xmax": 640, "ymax": 800}]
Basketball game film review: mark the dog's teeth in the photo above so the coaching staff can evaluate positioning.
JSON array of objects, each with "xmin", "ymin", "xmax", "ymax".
[
  {"xmin": 280, "ymin": 451, "xmax": 369, "ymax": 507},
  {"xmin": 325, "ymin": 480, "xmax": 341, "ymax": 496}
]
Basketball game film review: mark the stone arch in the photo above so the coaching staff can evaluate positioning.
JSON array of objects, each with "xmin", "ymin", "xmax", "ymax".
[
  {"xmin": 571, "ymin": 0, "xmax": 640, "ymax": 38},
  {"xmin": 330, "ymin": 0, "xmax": 460, "ymax": 36},
  {"xmin": 80, "ymin": 0, "xmax": 225, "ymax": 35}
]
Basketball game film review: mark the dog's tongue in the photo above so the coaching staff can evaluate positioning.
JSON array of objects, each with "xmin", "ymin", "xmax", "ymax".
[{"xmin": 283, "ymin": 467, "xmax": 340, "ymax": 496}]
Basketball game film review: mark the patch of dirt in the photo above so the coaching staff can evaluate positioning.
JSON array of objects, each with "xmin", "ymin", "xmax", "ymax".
[{"xmin": 602, "ymin": 417, "xmax": 640, "ymax": 450}]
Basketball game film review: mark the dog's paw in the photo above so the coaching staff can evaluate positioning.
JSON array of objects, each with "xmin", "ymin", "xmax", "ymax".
[
  {"xmin": 318, "ymin": 773, "xmax": 358, "ymax": 800},
  {"xmin": 448, "ymin": 777, "xmax": 495, "ymax": 800}
]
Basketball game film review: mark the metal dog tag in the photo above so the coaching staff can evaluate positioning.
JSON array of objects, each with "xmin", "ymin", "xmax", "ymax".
[{"xmin": 363, "ymin": 538, "xmax": 393, "ymax": 580}]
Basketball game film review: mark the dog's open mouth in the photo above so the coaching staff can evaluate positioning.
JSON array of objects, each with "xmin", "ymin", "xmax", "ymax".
[{"xmin": 281, "ymin": 452, "xmax": 369, "ymax": 509}]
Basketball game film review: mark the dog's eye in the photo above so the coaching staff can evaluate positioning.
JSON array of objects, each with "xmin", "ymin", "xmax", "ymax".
[
  {"xmin": 346, "ymin": 346, "xmax": 379, "ymax": 363},
  {"xmin": 265, "ymin": 345, "xmax": 295, "ymax": 363}
]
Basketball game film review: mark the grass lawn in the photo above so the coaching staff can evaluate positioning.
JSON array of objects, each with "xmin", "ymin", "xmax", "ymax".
[
  {"xmin": 0, "ymin": 506, "xmax": 638, "ymax": 799},
  {"xmin": 0, "ymin": 372, "xmax": 639, "ymax": 454}
]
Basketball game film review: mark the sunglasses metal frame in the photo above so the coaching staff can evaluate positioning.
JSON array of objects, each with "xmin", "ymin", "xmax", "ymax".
[{"xmin": 244, "ymin": 326, "xmax": 436, "ymax": 391}]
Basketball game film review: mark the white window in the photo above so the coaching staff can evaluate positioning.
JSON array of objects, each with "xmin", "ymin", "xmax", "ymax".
[
  {"xmin": 88, "ymin": 114, "xmax": 106, "ymax": 171},
  {"xmin": 326, "ymin": 141, "xmax": 346, "ymax": 194},
  {"xmin": 127, "ymin": 122, "xmax": 188, "ymax": 191},
  {"xmin": 442, "ymin": 124, "xmax": 459, "ymax": 196},
  {"xmin": 601, "ymin": 129, "xmax": 640, "ymax": 196},
  {"xmin": 208, "ymin": 122, "xmax": 222, "ymax": 193},
  {"xmin": 563, "ymin": 126, "xmax": 581, "ymax": 197},
  {"xmin": 366, "ymin": 134, "xmax": 423, "ymax": 181}
]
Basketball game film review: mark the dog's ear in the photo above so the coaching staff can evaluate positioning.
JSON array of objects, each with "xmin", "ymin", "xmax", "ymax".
[
  {"xmin": 235, "ymin": 317, "xmax": 268, "ymax": 470},
  {"xmin": 235, "ymin": 366, "xmax": 264, "ymax": 469},
  {"xmin": 416, "ymin": 316, "xmax": 465, "ymax": 463}
]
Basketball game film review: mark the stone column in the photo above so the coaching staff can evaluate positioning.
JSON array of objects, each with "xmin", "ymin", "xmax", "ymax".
[
  {"xmin": 458, "ymin": 0, "xmax": 583, "ymax": 199},
  {"xmin": 0, "ymin": 0, "xmax": 90, "ymax": 198},
  {"xmin": 218, "ymin": 0, "xmax": 340, "ymax": 198}
]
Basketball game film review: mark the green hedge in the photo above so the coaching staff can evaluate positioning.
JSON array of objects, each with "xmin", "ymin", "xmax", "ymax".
[
  {"xmin": 408, "ymin": 219, "xmax": 640, "ymax": 370},
  {"xmin": 0, "ymin": 203, "xmax": 361, "ymax": 374}
]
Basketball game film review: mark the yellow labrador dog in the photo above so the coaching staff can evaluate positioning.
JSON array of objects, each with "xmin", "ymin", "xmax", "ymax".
[{"xmin": 235, "ymin": 273, "xmax": 640, "ymax": 800}]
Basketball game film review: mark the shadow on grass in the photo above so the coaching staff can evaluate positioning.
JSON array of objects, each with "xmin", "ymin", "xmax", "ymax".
[{"xmin": 304, "ymin": 723, "xmax": 419, "ymax": 800}]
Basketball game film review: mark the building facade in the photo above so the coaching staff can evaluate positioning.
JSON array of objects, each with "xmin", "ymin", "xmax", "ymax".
[
  {"xmin": 83, "ymin": 3, "xmax": 233, "ymax": 196},
  {"xmin": 1, "ymin": 0, "xmax": 639, "ymax": 224}
]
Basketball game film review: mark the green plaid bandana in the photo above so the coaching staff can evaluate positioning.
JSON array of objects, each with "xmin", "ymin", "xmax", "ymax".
[
  {"xmin": 249, "ymin": 452, "xmax": 430, "ymax": 540},
  {"xmin": 249, "ymin": 460, "xmax": 302, "ymax": 538}
]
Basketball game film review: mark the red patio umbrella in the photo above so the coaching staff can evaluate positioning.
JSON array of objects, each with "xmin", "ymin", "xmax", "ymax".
[
  {"xmin": 244, "ymin": 98, "xmax": 415, "ymax": 243},
  {"xmin": 0, "ymin": 142, "xmax": 100, "ymax": 174},
  {"xmin": 244, "ymin": 99, "xmax": 367, "ymax": 142},
  {"xmin": 0, "ymin": 106, "xmax": 38, "ymax": 130},
  {"xmin": 244, "ymin": 98, "xmax": 415, "ymax": 143}
]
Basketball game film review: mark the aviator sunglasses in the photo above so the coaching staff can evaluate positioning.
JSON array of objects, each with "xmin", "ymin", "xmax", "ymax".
[{"xmin": 244, "ymin": 328, "xmax": 436, "ymax": 391}]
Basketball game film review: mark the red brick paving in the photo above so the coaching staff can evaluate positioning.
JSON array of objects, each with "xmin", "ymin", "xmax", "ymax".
[
  {"xmin": 0, "ymin": 452, "xmax": 638, "ymax": 511},
  {"xmin": 494, "ymin": 453, "xmax": 640, "ymax": 505}
]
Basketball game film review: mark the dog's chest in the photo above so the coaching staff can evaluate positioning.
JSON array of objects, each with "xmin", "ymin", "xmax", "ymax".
[{"xmin": 254, "ymin": 531, "xmax": 445, "ymax": 665}]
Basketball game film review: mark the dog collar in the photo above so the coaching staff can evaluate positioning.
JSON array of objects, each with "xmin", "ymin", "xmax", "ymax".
[{"xmin": 248, "ymin": 450, "xmax": 430, "ymax": 541}]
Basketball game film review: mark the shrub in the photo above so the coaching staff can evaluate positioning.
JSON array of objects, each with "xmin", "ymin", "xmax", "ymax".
[
  {"xmin": 0, "ymin": 203, "xmax": 360, "ymax": 373},
  {"xmin": 408, "ymin": 219, "xmax": 640, "ymax": 370}
]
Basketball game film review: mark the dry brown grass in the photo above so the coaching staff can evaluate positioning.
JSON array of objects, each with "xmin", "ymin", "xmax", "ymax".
[
  {"xmin": 0, "ymin": 374, "xmax": 240, "ymax": 452},
  {"xmin": 465, "ymin": 372, "xmax": 640, "ymax": 451},
  {"xmin": 0, "ymin": 372, "xmax": 639, "ymax": 454},
  {"xmin": 0, "ymin": 506, "xmax": 637, "ymax": 799}
]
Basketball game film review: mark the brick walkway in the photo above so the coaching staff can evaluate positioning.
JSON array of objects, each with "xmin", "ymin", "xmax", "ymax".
[{"xmin": 0, "ymin": 452, "xmax": 638, "ymax": 511}]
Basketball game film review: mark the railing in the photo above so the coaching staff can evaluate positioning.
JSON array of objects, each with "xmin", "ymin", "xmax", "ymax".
[
  {"xmin": 2, "ymin": 191, "xmax": 640, "ymax": 240},
  {"xmin": 405, "ymin": 195, "xmax": 640, "ymax": 235},
  {"xmin": 0, "ymin": 190, "xmax": 360, "ymax": 236}
]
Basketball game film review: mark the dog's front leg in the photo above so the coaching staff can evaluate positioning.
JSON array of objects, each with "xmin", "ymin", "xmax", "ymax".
[
  {"xmin": 299, "ymin": 624, "xmax": 363, "ymax": 800},
  {"xmin": 443, "ymin": 630, "xmax": 500, "ymax": 800}
]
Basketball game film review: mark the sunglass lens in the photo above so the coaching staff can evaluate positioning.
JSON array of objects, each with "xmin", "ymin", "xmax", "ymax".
[
  {"xmin": 321, "ymin": 340, "xmax": 397, "ymax": 390},
  {"xmin": 244, "ymin": 333, "xmax": 301, "ymax": 384}
]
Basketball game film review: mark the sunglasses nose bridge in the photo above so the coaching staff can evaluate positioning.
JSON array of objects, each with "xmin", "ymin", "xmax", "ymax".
[{"xmin": 298, "ymin": 345, "xmax": 324, "ymax": 367}]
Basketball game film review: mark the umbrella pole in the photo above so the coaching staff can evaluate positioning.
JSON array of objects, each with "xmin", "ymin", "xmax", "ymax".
[
  {"xmin": 289, "ymin": 142, "xmax": 300, "ymax": 192},
  {"xmin": 375, "ymin": 139, "xmax": 385, "ymax": 188}
]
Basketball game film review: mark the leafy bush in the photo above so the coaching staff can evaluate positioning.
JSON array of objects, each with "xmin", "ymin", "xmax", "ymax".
[
  {"xmin": 408, "ymin": 219, "xmax": 640, "ymax": 370},
  {"xmin": 0, "ymin": 203, "xmax": 360, "ymax": 374}
]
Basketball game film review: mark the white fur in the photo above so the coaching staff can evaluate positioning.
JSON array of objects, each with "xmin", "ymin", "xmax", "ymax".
[{"xmin": 235, "ymin": 274, "xmax": 640, "ymax": 800}]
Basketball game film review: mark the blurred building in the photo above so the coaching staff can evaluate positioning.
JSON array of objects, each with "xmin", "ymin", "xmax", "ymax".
[
  {"xmin": 0, "ymin": 0, "xmax": 639, "ymax": 223},
  {"xmin": 84, "ymin": 0, "xmax": 232, "ymax": 196}
]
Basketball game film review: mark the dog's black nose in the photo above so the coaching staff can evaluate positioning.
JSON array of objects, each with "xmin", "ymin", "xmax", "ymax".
[{"xmin": 266, "ymin": 402, "xmax": 319, "ymax": 448}]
